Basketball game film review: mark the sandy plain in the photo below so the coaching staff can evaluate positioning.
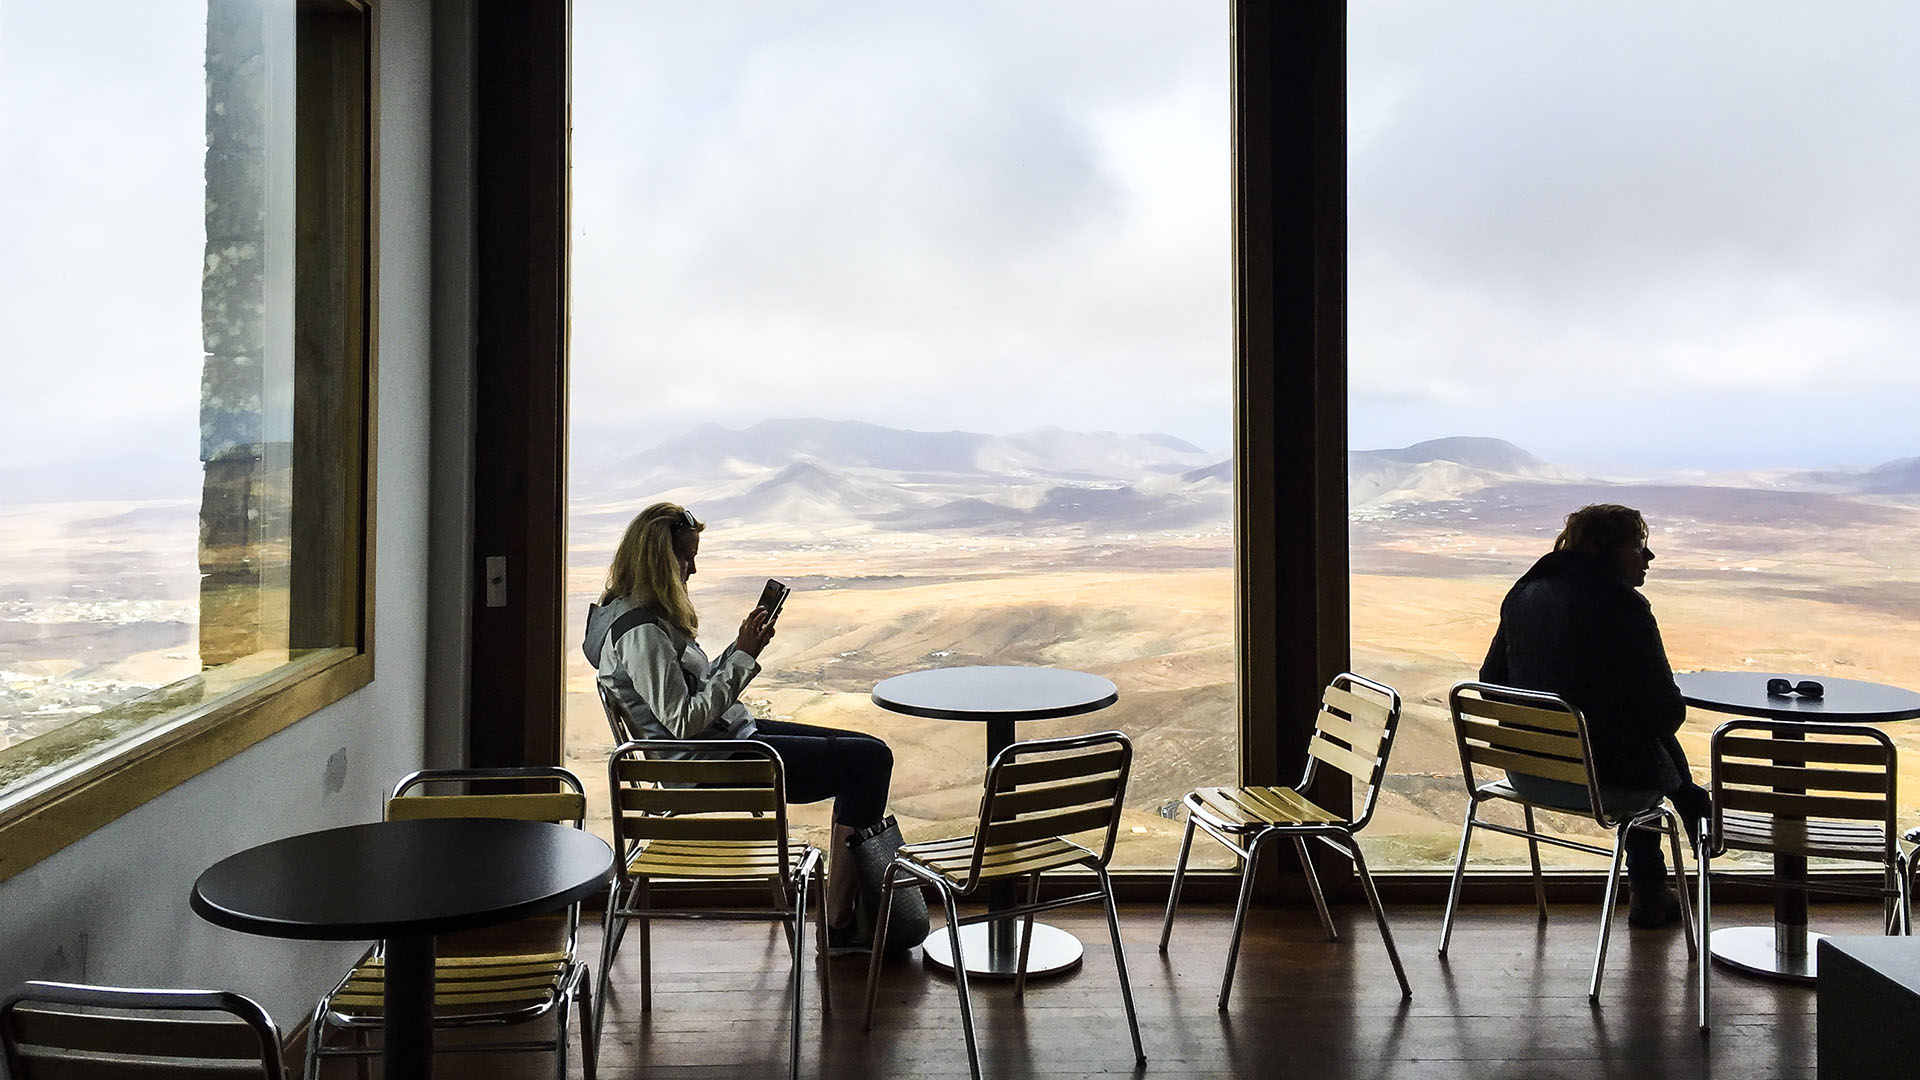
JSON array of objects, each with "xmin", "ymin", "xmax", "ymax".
[{"xmin": 566, "ymin": 492, "xmax": 1920, "ymax": 873}]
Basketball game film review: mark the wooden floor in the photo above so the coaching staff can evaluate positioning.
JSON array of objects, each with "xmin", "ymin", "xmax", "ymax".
[{"xmin": 335, "ymin": 900, "xmax": 1882, "ymax": 1079}]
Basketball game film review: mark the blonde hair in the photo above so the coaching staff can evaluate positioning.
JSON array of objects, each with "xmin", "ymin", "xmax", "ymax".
[
  {"xmin": 1553, "ymin": 503, "xmax": 1647, "ymax": 555},
  {"xmin": 603, "ymin": 502, "xmax": 704, "ymax": 636}
]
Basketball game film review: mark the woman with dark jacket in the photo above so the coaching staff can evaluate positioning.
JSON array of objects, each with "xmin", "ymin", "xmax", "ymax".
[{"xmin": 1480, "ymin": 503, "xmax": 1710, "ymax": 927}]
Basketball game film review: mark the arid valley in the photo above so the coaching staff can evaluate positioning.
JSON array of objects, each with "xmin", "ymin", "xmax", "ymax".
[
  {"xmin": 5, "ymin": 419, "xmax": 1917, "ymax": 872},
  {"xmin": 563, "ymin": 421, "xmax": 1920, "ymax": 870}
]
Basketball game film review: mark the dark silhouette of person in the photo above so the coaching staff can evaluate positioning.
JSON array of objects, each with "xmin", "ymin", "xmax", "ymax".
[{"xmin": 1481, "ymin": 502, "xmax": 1710, "ymax": 927}]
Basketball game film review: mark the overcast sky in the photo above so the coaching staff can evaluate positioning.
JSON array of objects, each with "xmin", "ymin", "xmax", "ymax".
[{"xmin": 3, "ymin": 2, "xmax": 1915, "ymax": 504}]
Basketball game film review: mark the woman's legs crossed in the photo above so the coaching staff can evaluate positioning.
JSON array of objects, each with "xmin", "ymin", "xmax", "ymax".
[{"xmin": 752, "ymin": 719, "xmax": 893, "ymax": 925}]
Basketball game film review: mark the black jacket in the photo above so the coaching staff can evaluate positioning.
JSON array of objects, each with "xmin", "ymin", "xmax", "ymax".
[{"xmin": 1479, "ymin": 550, "xmax": 1686, "ymax": 792}]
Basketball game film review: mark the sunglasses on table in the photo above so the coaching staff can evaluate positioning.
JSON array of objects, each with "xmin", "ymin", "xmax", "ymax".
[{"xmin": 1766, "ymin": 678, "xmax": 1824, "ymax": 699}]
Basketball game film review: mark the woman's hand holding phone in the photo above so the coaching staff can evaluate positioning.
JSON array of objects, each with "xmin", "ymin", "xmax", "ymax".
[{"xmin": 735, "ymin": 605, "xmax": 776, "ymax": 658}]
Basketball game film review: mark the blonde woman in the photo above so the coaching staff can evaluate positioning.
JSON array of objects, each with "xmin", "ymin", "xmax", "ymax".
[{"xmin": 584, "ymin": 502, "xmax": 895, "ymax": 953}]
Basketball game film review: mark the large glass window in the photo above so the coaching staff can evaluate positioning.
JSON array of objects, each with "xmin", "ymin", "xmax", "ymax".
[
  {"xmin": 569, "ymin": 2, "xmax": 1234, "ymax": 867},
  {"xmin": 1349, "ymin": 2, "xmax": 1920, "ymax": 867},
  {"xmin": 0, "ymin": 0, "xmax": 372, "ymax": 871}
]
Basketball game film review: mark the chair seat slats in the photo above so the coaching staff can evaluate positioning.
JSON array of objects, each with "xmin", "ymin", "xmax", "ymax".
[
  {"xmin": 1322, "ymin": 684, "xmax": 1393, "ymax": 730},
  {"xmin": 1718, "ymin": 761, "xmax": 1889, "ymax": 793},
  {"xmin": 996, "ymin": 745, "xmax": 1128, "ymax": 788},
  {"xmin": 385, "ymin": 792, "xmax": 585, "ymax": 822},
  {"xmin": 1464, "ymin": 744, "xmax": 1590, "ymax": 785},
  {"xmin": 1716, "ymin": 735, "xmax": 1889, "ymax": 766},
  {"xmin": 613, "ymin": 757, "xmax": 777, "ymax": 785},
  {"xmin": 623, "ymin": 837, "xmax": 802, "ymax": 879},
  {"xmin": 988, "ymin": 775, "xmax": 1121, "ymax": 818},
  {"xmin": 985, "ymin": 805, "xmax": 1115, "ymax": 848},
  {"xmin": 1307, "ymin": 736, "xmax": 1377, "ymax": 781},
  {"xmin": 1314, "ymin": 710, "xmax": 1386, "ymax": 756},
  {"xmin": 618, "ymin": 815, "xmax": 784, "ymax": 843},
  {"xmin": 1457, "ymin": 694, "xmax": 1581, "ymax": 733},
  {"xmin": 1455, "ymin": 716, "xmax": 1584, "ymax": 761},
  {"xmin": 1718, "ymin": 809, "xmax": 1891, "ymax": 859},
  {"xmin": 619, "ymin": 786, "xmax": 779, "ymax": 815},
  {"xmin": 1719, "ymin": 789, "xmax": 1888, "ymax": 821},
  {"xmin": 1188, "ymin": 785, "xmax": 1341, "ymax": 829},
  {"xmin": 902, "ymin": 834, "xmax": 1091, "ymax": 883}
]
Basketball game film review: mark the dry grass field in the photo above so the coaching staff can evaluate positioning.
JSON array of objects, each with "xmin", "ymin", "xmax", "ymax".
[{"xmin": 568, "ymin": 483, "xmax": 1920, "ymax": 873}]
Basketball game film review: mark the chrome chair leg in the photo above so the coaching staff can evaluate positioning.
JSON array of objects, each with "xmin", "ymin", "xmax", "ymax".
[
  {"xmin": 1438, "ymin": 802, "xmax": 1479, "ymax": 956},
  {"xmin": 302, "ymin": 999, "xmax": 327, "ymax": 1080},
  {"xmin": 1349, "ymin": 839, "xmax": 1411, "ymax": 999},
  {"xmin": 1296, "ymin": 833, "xmax": 1338, "ymax": 941},
  {"xmin": 1096, "ymin": 864, "xmax": 1147, "ymax": 1066},
  {"xmin": 938, "ymin": 882, "xmax": 983, "ymax": 1080},
  {"xmin": 1219, "ymin": 831, "xmax": 1266, "ymax": 1011},
  {"xmin": 637, "ymin": 877, "xmax": 654, "ymax": 1013},
  {"xmin": 813, "ymin": 857, "xmax": 833, "ymax": 1015},
  {"xmin": 578, "ymin": 967, "xmax": 597, "ymax": 1080},
  {"xmin": 862, "ymin": 864, "xmax": 902, "ymax": 1032},
  {"xmin": 1014, "ymin": 872, "xmax": 1042, "ymax": 1000},
  {"xmin": 1589, "ymin": 828, "xmax": 1630, "ymax": 1001},
  {"xmin": 594, "ymin": 893, "xmax": 620, "ymax": 1038},
  {"xmin": 1697, "ymin": 830, "xmax": 1712, "ymax": 1032},
  {"xmin": 1661, "ymin": 811, "xmax": 1696, "ymax": 957},
  {"xmin": 1158, "ymin": 813, "xmax": 1198, "ymax": 952},
  {"xmin": 789, "ymin": 865, "xmax": 809, "ymax": 1080},
  {"xmin": 1522, "ymin": 804, "xmax": 1548, "ymax": 922}
]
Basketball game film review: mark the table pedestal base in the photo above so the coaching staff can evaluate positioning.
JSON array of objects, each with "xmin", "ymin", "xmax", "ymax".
[
  {"xmin": 1710, "ymin": 924, "xmax": 1823, "ymax": 983},
  {"xmin": 923, "ymin": 921, "xmax": 1083, "ymax": 979}
]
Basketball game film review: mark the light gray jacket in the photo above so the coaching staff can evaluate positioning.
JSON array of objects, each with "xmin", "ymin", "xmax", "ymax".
[{"xmin": 584, "ymin": 595, "xmax": 759, "ymax": 745}]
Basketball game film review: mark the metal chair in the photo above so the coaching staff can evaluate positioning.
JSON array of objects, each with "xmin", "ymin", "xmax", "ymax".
[
  {"xmin": 596, "ymin": 681, "xmax": 644, "ymax": 744},
  {"xmin": 1438, "ymin": 681, "xmax": 1697, "ymax": 1000},
  {"xmin": 1697, "ymin": 718, "xmax": 1907, "ymax": 1031},
  {"xmin": 303, "ymin": 767, "xmax": 596, "ymax": 1080},
  {"xmin": 861, "ymin": 730, "xmax": 1143, "ymax": 1080},
  {"xmin": 1160, "ymin": 672, "xmax": 1411, "ymax": 1006},
  {"xmin": 2, "ymin": 980, "xmax": 285, "ymax": 1079},
  {"xmin": 599, "ymin": 738, "xmax": 825, "ymax": 1080}
]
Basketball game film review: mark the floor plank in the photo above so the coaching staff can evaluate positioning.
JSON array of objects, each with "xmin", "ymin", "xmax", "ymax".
[{"xmin": 315, "ymin": 900, "xmax": 1879, "ymax": 1079}]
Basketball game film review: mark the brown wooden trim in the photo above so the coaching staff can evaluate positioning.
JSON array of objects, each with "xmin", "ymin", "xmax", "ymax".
[
  {"xmin": 468, "ymin": 0, "xmax": 570, "ymax": 768},
  {"xmin": 0, "ymin": 0, "xmax": 379, "ymax": 885},
  {"xmin": 0, "ymin": 651, "xmax": 371, "ymax": 882},
  {"xmin": 1231, "ymin": 3, "xmax": 1351, "ymax": 896}
]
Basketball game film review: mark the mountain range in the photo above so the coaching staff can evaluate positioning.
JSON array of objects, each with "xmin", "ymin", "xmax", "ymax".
[{"xmin": 571, "ymin": 418, "xmax": 1918, "ymax": 538}]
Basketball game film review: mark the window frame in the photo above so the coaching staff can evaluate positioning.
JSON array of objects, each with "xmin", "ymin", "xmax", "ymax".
[{"xmin": 0, "ymin": 0, "xmax": 379, "ymax": 883}]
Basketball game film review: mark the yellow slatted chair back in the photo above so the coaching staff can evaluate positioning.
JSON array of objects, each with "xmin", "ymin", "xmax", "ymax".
[
  {"xmin": 384, "ymin": 767, "xmax": 588, "ymax": 958},
  {"xmin": 1, "ymin": 983, "xmax": 284, "ymax": 1080},
  {"xmin": 962, "ymin": 731, "xmax": 1132, "ymax": 892},
  {"xmin": 1302, "ymin": 673, "xmax": 1403, "ymax": 828},
  {"xmin": 1709, "ymin": 718, "xmax": 1897, "ymax": 861},
  {"xmin": 1449, "ymin": 681, "xmax": 1616, "ymax": 826},
  {"xmin": 607, "ymin": 739, "xmax": 790, "ymax": 886}
]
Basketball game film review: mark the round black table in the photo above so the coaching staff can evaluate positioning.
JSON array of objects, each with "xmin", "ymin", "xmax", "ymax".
[
  {"xmin": 1677, "ymin": 670, "xmax": 1920, "ymax": 983},
  {"xmin": 872, "ymin": 665, "xmax": 1119, "ymax": 979},
  {"xmin": 192, "ymin": 817, "xmax": 613, "ymax": 1079}
]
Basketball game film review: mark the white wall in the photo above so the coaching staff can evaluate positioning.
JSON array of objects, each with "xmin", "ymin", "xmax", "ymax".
[{"xmin": 0, "ymin": 0, "xmax": 446, "ymax": 1033}]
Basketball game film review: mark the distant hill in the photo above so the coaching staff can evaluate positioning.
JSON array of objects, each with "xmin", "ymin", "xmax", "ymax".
[
  {"xmin": 1798, "ymin": 456, "xmax": 1920, "ymax": 495},
  {"xmin": 579, "ymin": 417, "xmax": 1220, "ymax": 497},
  {"xmin": 1349, "ymin": 436, "xmax": 1570, "ymax": 508}
]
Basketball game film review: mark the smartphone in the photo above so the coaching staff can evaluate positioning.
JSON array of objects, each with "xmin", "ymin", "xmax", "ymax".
[{"xmin": 756, "ymin": 578, "xmax": 791, "ymax": 623}]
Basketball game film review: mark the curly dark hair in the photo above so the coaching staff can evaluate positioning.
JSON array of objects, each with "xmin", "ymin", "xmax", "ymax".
[{"xmin": 1552, "ymin": 503, "xmax": 1648, "ymax": 555}]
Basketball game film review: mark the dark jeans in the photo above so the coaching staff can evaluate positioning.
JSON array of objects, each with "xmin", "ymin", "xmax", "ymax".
[
  {"xmin": 1507, "ymin": 732, "xmax": 1709, "ymax": 888},
  {"xmin": 752, "ymin": 718, "xmax": 893, "ymax": 828}
]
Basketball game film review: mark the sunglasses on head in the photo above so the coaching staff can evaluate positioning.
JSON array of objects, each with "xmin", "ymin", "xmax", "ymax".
[
  {"xmin": 670, "ymin": 508, "xmax": 699, "ymax": 531},
  {"xmin": 1766, "ymin": 678, "xmax": 1823, "ymax": 699}
]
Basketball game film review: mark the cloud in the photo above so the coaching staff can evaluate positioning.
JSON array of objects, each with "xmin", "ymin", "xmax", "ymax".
[
  {"xmin": 571, "ymin": 1, "xmax": 1232, "ymax": 451},
  {"xmin": 1349, "ymin": 0, "xmax": 1920, "ymax": 408}
]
